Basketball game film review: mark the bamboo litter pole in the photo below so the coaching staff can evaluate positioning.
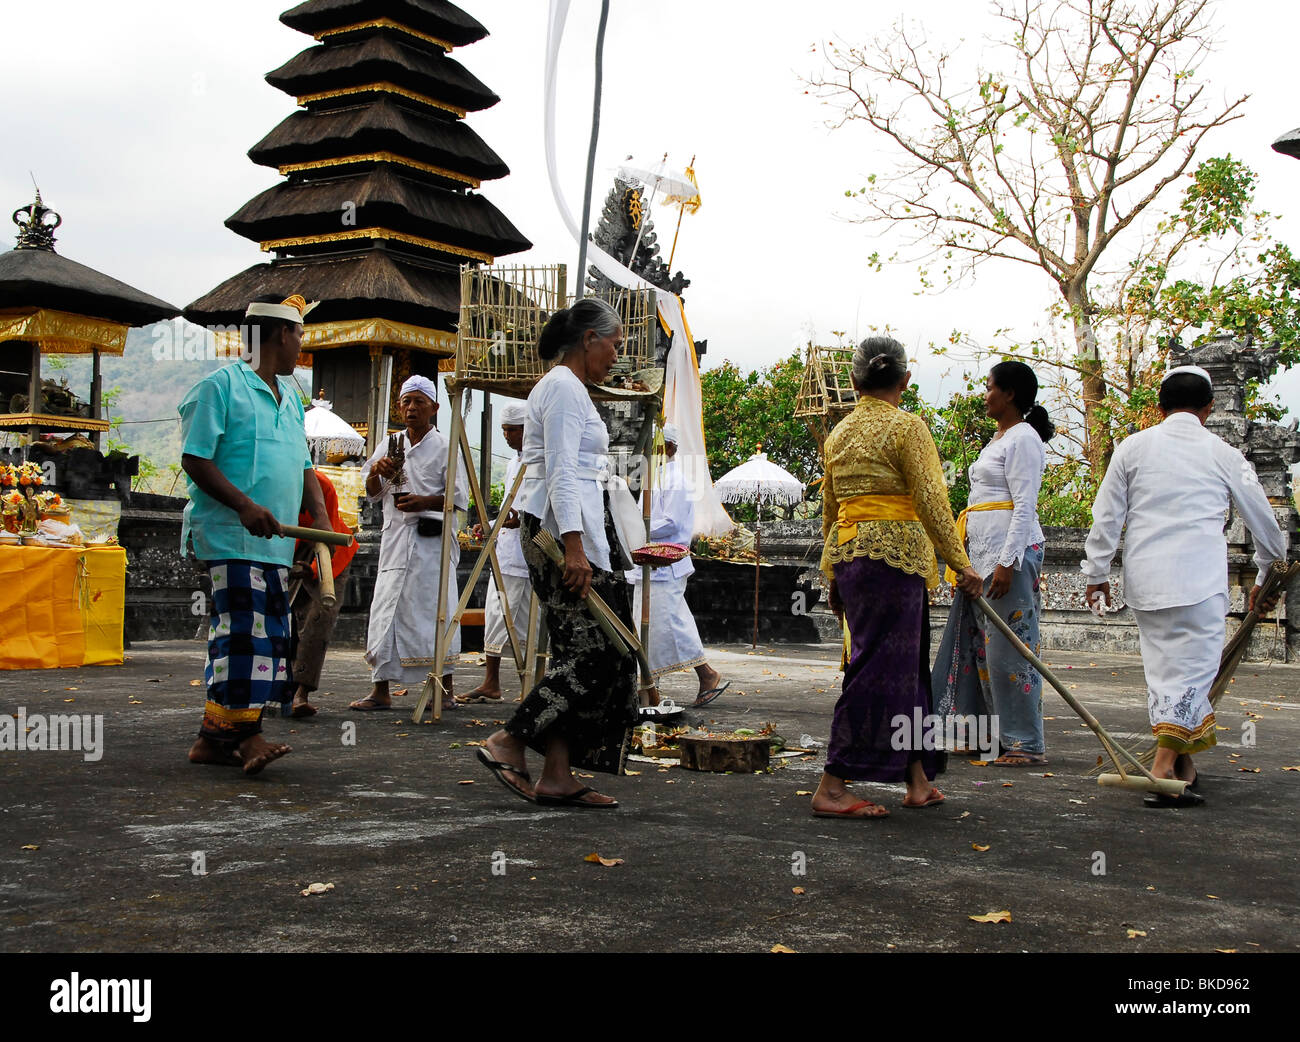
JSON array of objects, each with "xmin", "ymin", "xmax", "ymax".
[
  {"xmin": 280, "ymin": 523, "xmax": 352, "ymax": 547},
  {"xmin": 455, "ymin": 424, "xmax": 528, "ymax": 674},
  {"xmin": 1089, "ymin": 559, "xmax": 1300, "ymax": 774},
  {"xmin": 970, "ymin": 594, "xmax": 1186, "ymax": 796},
  {"xmin": 431, "ymin": 464, "xmax": 528, "ymax": 672},
  {"xmin": 314, "ymin": 544, "xmax": 336, "ymax": 607},
  {"xmin": 416, "ymin": 385, "xmax": 464, "ymax": 724}
]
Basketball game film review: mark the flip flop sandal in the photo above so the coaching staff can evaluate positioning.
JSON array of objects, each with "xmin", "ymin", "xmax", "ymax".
[
  {"xmin": 812, "ymin": 799, "xmax": 889, "ymax": 819},
  {"xmin": 534, "ymin": 786, "xmax": 618, "ymax": 809},
  {"xmin": 691, "ymin": 681, "xmax": 730, "ymax": 708},
  {"xmin": 1143, "ymin": 789, "xmax": 1205, "ymax": 808},
  {"xmin": 474, "ymin": 747, "xmax": 536, "ymax": 805},
  {"xmin": 348, "ymin": 696, "xmax": 391, "ymax": 711},
  {"xmin": 993, "ymin": 753, "xmax": 1047, "ymax": 767},
  {"xmin": 902, "ymin": 789, "xmax": 946, "ymax": 809}
]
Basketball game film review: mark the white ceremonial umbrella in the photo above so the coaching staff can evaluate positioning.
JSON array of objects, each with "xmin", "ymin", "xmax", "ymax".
[
  {"xmin": 616, "ymin": 153, "xmax": 698, "ymax": 265},
  {"xmin": 714, "ymin": 449, "xmax": 804, "ymax": 648},
  {"xmin": 304, "ymin": 398, "xmax": 366, "ymax": 463}
]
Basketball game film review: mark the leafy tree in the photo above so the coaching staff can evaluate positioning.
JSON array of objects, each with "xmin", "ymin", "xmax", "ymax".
[
  {"xmin": 701, "ymin": 350, "xmax": 822, "ymax": 519},
  {"xmin": 810, "ymin": 0, "xmax": 1246, "ymax": 468}
]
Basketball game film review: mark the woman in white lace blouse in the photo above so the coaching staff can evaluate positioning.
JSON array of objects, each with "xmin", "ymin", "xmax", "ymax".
[{"xmin": 932, "ymin": 360, "xmax": 1054, "ymax": 766}]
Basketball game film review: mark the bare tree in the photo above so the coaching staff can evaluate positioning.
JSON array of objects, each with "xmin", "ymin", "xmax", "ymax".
[{"xmin": 810, "ymin": 0, "xmax": 1246, "ymax": 466}]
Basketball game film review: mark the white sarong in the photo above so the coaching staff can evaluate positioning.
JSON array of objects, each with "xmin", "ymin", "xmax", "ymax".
[
  {"xmin": 632, "ymin": 574, "xmax": 706, "ymax": 677},
  {"xmin": 1130, "ymin": 592, "xmax": 1225, "ymax": 751},
  {"xmin": 483, "ymin": 571, "xmax": 533, "ymax": 658}
]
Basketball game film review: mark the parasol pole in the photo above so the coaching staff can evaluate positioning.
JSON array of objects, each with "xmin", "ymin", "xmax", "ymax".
[
  {"xmin": 574, "ymin": 0, "xmax": 610, "ymax": 295},
  {"xmin": 628, "ymin": 152, "xmax": 667, "ymax": 270},
  {"xmin": 753, "ymin": 502, "xmax": 761, "ymax": 649},
  {"xmin": 665, "ymin": 154, "xmax": 694, "ymax": 271}
]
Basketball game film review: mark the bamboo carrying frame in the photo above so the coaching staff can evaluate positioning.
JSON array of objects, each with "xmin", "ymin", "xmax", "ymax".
[
  {"xmin": 414, "ymin": 265, "xmax": 663, "ymax": 721},
  {"xmin": 794, "ymin": 341, "xmax": 859, "ymax": 448}
]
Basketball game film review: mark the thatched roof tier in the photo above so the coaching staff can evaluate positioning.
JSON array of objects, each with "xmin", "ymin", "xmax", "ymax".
[
  {"xmin": 226, "ymin": 167, "xmax": 529, "ymax": 258},
  {"xmin": 267, "ymin": 34, "xmax": 498, "ymax": 113},
  {"xmin": 184, "ymin": 249, "xmax": 461, "ymax": 332},
  {"xmin": 249, "ymin": 100, "xmax": 508, "ymax": 182},
  {"xmin": 281, "ymin": 0, "xmax": 488, "ymax": 48},
  {"xmin": 0, "ymin": 248, "xmax": 178, "ymax": 327}
]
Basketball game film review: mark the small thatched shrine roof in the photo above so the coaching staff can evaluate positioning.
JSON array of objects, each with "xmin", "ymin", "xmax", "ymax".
[
  {"xmin": 281, "ymin": 0, "xmax": 488, "ymax": 47},
  {"xmin": 227, "ymin": 167, "xmax": 529, "ymax": 258},
  {"xmin": 267, "ymin": 34, "xmax": 499, "ymax": 112},
  {"xmin": 185, "ymin": 249, "xmax": 460, "ymax": 330},
  {"xmin": 0, "ymin": 196, "xmax": 177, "ymax": 327},
  {"xmin": 248, "ymin": 99, "xmax": 509, "ymax": 183}
]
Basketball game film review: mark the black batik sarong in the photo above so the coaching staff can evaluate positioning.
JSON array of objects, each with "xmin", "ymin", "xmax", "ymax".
[{"xmin": 507, "ymin": 502, "xmax": 638, "ymax": 775}]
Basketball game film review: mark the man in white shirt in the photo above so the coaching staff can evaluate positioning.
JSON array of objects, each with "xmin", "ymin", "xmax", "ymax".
[
  {"xmin": 351, "ymin": 375, "xmax": 468, "ymax": 713},
  {"xmin": 1082, "ymin": 365, "xmax": 1286, "ymax": 807},
  {"xmin": 459, "ymin": 402, "xmax": 532, "ymax": 704},
  {"xmin": 628, "ymin": 424, "xmax": 727, "ymax": 707}
]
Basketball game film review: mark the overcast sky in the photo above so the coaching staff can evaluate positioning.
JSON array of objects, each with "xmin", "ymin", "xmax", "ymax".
[{"xmin": 3, "ymin": 0, "xmax": 1297, "ymax": 428}]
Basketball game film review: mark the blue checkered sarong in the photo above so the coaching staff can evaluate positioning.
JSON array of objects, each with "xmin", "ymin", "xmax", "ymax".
[{"xmin": 199, "ymin": 560, "xmax": 293, "ymax": 745}]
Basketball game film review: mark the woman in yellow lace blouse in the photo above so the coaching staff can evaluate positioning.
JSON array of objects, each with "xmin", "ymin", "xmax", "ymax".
[{"xmin": 812, "ymin": 337, "xmax": 983, "ymax": 819}]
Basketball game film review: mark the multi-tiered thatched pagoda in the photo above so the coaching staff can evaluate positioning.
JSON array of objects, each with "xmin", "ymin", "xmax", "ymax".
[{"xmin": 185, "ymin": 0, "xmax": 529, "ymax": 446}]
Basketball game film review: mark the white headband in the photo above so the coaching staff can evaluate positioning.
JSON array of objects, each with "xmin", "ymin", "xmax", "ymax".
[
  {"xmin": 399, "ymin": 375, "xmax": 437, "ymax": 403},
  {"xmin": 662, "ymin": 422, "xmax": 680, "ymax": 446},
  {"xmin": 1161, "ymin": 365, "xmax": 1212, "ymax": 388},
  {"xmin": 500, "ymin": 402, "xmax": 526, "ymax": 426},
  {"xmin": 245, "ymin": 299, "xmax": 318, "ymax": 324}
]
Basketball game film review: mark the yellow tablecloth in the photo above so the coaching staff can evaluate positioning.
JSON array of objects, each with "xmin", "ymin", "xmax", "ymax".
[{"xmin": 0, "ymin": 545, "xmax": 126, "ymax": 669}]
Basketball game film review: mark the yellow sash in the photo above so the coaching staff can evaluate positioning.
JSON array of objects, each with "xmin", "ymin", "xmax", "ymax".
[
  {"xmin": 835, "ymin": 493, "xmax": 919, "ymax": 546},
  {"xmin": 943, "ymin": 500, "xmax": 1014, "ymax": 584}
]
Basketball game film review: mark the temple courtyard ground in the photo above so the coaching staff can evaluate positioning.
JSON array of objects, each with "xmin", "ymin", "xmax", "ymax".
[{"xmin": 1, "ymin": 638, "xmax": 1296, "ymax": 954}]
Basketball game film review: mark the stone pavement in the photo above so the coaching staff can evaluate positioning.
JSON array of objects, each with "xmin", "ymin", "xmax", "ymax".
[{"xmin": 1, "ymin": 639, "xmax": 1296, "ymax": 953}]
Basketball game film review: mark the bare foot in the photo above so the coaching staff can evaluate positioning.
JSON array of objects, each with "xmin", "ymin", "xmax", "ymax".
[
  {"xmin": 456, "ymin": 683, "xmax": 503, "ymax": 703},
  {"xmin": 290, "ymin": 688, "xmax": 317, "ymax": 718},
  {"xmin": 239, "ymin": 734, "xmax": 291, "ymax": 775},
  {"xmin": 188, "ymin": 736, "xmax": 241, "ymax": 767}
]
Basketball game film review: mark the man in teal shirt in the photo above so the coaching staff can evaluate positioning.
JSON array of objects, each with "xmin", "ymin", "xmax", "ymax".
[{"xmin": 180, "ymin": 294, "xmax": 327, "ymax": 775}]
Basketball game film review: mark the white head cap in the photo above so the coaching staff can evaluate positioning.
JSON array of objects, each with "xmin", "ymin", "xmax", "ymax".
[
  {"xmin": 662, "ymin": 422, "xmax": 680, "ymax": 446},
  {"xmin": 399, "ymin": 375, "xmax": 437, "ymax": 403},
  {"xmin": 244, "ymin": 294, "xmax": 318, "ymax": 324},
  {"xmin": 1160, "ymin": 365, "xmax": 1213, "ymax": 388},
  {"xmin": 500, "ymin": 402, "xmax": 526, "ymax": 426}
]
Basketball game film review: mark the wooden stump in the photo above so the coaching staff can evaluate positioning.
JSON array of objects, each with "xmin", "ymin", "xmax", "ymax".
[{"xmin": 676, "ymin": 735, "xmax": 770, "ymax": 773}]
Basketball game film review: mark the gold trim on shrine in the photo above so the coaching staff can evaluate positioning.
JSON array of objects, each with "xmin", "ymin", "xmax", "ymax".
[
  {"xmin": 209, "ymin": 317, "xmax": 456, "ymax": 357},
  {"xmin": 278, "ymin": 153, "xmax": 481, "ymax": 188},
  {"xmin": 296, "ymin": 83, "xmax": 466, "ymax": 118},
  {"xmin": 0, "ymin": 308, "xmax": 130, "ymax": 356},
  {"xmin": 316, "ymin": 19, "xmax": 454, "ymax": 51},
  {"xmin": 0, "ymin": 413, "xmax": 111, "ymax": 432},
  {"xmin": 258, "ymin": 227, "xmax": 494, "ymax": 262}
]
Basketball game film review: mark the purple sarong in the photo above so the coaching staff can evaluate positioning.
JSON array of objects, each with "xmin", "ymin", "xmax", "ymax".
[{"xmin": 827, "ymin": 555, "xmax": 942, "ymax": 782}]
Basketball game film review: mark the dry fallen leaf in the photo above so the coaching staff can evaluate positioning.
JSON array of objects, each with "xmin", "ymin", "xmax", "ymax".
[
  {"xmin": 969, "ymin": 910, "xmax": 1012, "ymax": 924},
  {"xmin": 1282, "ymin": 766, "xmax": 1300, "ymax": 772},
  {"xmin": 1206, "ymin": 895, "xmax": 1220, "ymax": 900},
  {"xmin": 1068, "ymin": 798, "xmax": 1085, "ymax": 804},
  {"xmin": 969, "ymin": 760, "xmax": 989, "ymax": 767},
  {"xmin": 465, "ymin": 740, "xmax": 486, "ymax": 747},
  {"xmin": 63, "ymin": 698, "xmax": 74, "ymax": 703},
  {"xmin": 1127, "ymin": 929, "xmax": 1147, "ymax": 939},
  {"xmin": 770, "ymin": 944, "xmax": 797, "ymax": 954},
  {"xmin": 190, "ymin": 679, "xmax": 202, "ymax": 686},
  {"xmin": 1238, "ymin": 767, "xmax": 1261, "ymax": 773},
  {"xmin": 792, "ymin": 886, "xmax": 805, "ymax": 895},
  {"xmin": 458, "ymin": 780, "xmax": 474, "ymax": 785},
  {"xmin": 20, "ymin": 844, "xmax": 39, "ymax": 851},
  {"xmin": 1042, "ymin": 772, "xmax": 1054, "ymax": 777},
  {"xmin": 972, "ymin": 843, "xmax": 990, "ymax": 852},
  {"xmin": 584, "ymin": 852, "xmax": 624, "ymax": 867},
  {"xmin": 795, "ymin": 790, "xmax": 814, "ymax": 796},
  {"xmin": 1215, "ymin": 948, "xmax": 1238, "ymax": 953},
  {"xmin": 300, "ymin": 882, "xmax": 335, "ymax": 896},
  {"xmin": 958, "ymin": 810, "xmax": 971, "ymax": 819}
]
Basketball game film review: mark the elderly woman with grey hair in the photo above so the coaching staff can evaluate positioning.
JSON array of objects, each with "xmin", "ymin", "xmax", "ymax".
[
  {"xmin": 477, "ymin": 297, "xmax": 638, "ymax": 809},
  {"xmin": 813, "ymin": 336, "xmax": 984, "ymax": 818}
]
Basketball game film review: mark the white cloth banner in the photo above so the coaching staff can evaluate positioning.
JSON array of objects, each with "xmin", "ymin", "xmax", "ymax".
[{"xmin": 543, "ymin": 0, "xmax": 731, "ymax": 536}]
